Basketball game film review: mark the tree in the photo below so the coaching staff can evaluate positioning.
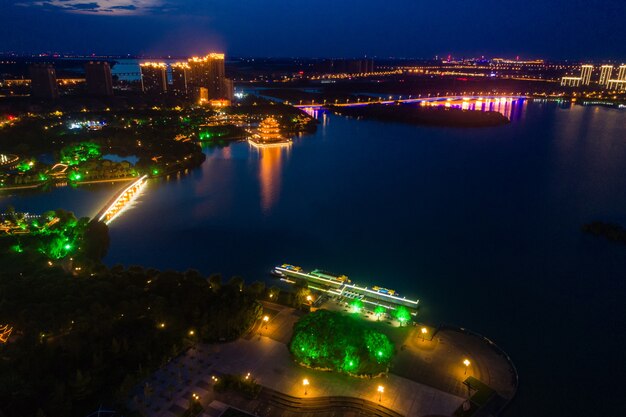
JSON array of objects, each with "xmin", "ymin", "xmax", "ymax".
[
  {"xmin": 393, "ymin": 306, "xmax": 412, "ymax": 326},
  {"xmin": 374, "ymin": 305, "xmax": 386, "ymax": 321},
  {"xmin": 208, "ymin": 274, "xmax": 222, "ymax": 293}
]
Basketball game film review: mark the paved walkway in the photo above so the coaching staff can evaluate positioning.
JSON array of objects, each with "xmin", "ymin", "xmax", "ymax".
[
  {"xmin": 130, "ymin": 303, "xmax": 515, "ymax": 417},
  {"xmin": 131, "ymin": 337, "xmax": 464, "ymax": 417}
]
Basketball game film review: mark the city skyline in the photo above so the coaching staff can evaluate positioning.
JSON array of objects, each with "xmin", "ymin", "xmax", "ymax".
[{"xmin": 2, "ymin": 0, "xmax": 626, "ymax": 59}]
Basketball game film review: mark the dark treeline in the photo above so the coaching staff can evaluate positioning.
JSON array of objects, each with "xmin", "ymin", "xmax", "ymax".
[
  {"xmin": 0, "ymin": 233, "xmax": 263, "ymax": 417},
  {"xmin": 582, "ymin": 221, "xmax": 626, "ymax": 244},
  {"xmin": 331, "ymin": 103, "xmax": 510, "ymax": 128}
]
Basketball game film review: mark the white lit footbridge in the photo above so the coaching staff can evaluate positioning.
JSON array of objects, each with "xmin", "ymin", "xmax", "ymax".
[{"xmin": 96, "ymin": 175, "xmax": 148, "ymax": 225}]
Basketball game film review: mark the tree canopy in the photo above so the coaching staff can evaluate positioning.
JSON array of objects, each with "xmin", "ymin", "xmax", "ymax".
[{"xmin": 289, "ymin": 310, "xmax": 394, "ymax": 376}]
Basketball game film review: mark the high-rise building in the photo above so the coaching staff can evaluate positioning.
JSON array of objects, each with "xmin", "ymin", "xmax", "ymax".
[
  {"xmin": 599, "ymin": 65, "xmax": 613, "ymax": 86},
  {"xmin": 580, "ymin": 64, "xmax": 593, "ymax": 85},
  {"xmin": 29, "ymin": 64, "xmax": 59, "ymax": 99},
  {"xmin": 560, "ymin": 76, "xmax": 581, "ymax": 87},
  {"xmin": 171, "ymin": 62, "xmax": 190, "ymax": 95},
  {"xmin": 85, "ymin": 61, "xmax": 113, "ymax": 96},
  {"xmin": 617, "ymin": 65, "xmax": 626, "ymax": 81},
  {"xmin": 187, "ymin": 53, "xmax": 233, "ymax": 102},
  {"xmin": 140, "ymin": 62, "xmax": 167, "ymax": 94},
  {"xmin": 223, "ymin": 78, "xmax": 234, "ymax": 101}
]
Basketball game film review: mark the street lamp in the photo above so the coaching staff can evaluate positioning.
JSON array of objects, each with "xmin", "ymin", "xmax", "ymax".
[
  {"xmin": 377, "ymin": 385, "xmax": 384, "ymax": 402},
  {"xmin": 303, "ymin": 378, "xmax": 309, "ymax": 395},
  {"xmin": 263, "ymin": 315, "xmax": 269, "ymax": 329},
  {"xmin": 306, "ymin": 295, "xmax": 312, "ymax": 303},
  {"xmin": 421, "ymin": 327, "xmax": 428, "ymax": 340},
  {"xmin": 463, "ymin": 359, "xmax": 471, "ymax": 375}
]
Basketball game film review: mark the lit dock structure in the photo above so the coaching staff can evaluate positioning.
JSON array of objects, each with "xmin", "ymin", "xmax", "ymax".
[{"xmin": 274, "ymin": 264, "xmax": 419, "ymax": 316}]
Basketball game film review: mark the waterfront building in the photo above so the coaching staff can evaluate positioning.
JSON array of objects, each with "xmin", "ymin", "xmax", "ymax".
[
  {"xmin": 249, "ymin": 117, "xmax": 290, "ymax": 147},
  {"xmin": 84, "ymin": 61, "xmax": 113, "ymax": 96},
  {"xmin": 560, "ymin": 76, "xmax": 581, "ymax": 87},
  {"xmin": 599, "ymin": 65, "xmax": 613, "ymax": 86},
  {"xmin": 140, "ymin": 62, "xmax": 167, "ymax": 94},
  {"xmin": 29, "ymin": 64, "xmax": 59, "ymax": 99},
  {"xmin": 580, "ymin": 64, "xmax": 593, "ymax": 85},
  {"xmin": 171, "ymin": 62, "xmax": 190, "ymax": 95}
]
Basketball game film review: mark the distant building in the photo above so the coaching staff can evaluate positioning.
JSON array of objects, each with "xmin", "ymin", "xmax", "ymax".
[
  {"xmin": 29, "ymin": 64, "xmax": 59, "ymax": 99},
  {"xmin": 560, "ymin": 76, "xmax": 581, "ymax": 87},
  {"xmin": 604, "ymin": 64, "xmax": 626, "ymax": 90},
  {"xmin": 607, "ymin": 79, "xmax": 626, "ymax": 91},
  {"xmin": 599, "ymin": 65, "xmax": 613, "ymax": 86},
  {"xmin": 187, "ymin": 53, "xmax": 234, "ymax": 102},
  {"xmin": 198, "ymin": 87, "xmax": 208, "ymax": 104},
  {"xmin": 223, "ymin": 78, "xmax": 234, "ymax": 101},
  {"xmin": 580, "ymin": 64, "xmax": 593, "ymax": 85},
  {"xmin": 84, "ymin": 61, "xmax": 113, "ymax": 96},
  {"xmin": 617, "ymin": 65, "xmax": 626, "ymax": 81},
  {"xmin": 140, "ymin": 62, "xmax": 167, "ymax": 94},
  {"xmin": 171, "ymin": 62, "xmax": 190, "ymax": 95}
]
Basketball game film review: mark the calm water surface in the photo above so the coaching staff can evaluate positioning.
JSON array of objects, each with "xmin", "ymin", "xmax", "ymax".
[{"xmin": 3, "ymin": 101, "xmax": 626, "ymax": 417}]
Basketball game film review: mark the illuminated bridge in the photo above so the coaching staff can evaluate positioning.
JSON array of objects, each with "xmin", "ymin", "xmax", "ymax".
[
  {"xmin": 97, "ymin": 175, "xmax": 148, "ymax": 225},
  {"xmin": 0, "ymin": 154, "xmax": 19, "ymax": 169},
  {"xmin": 294, "ymin": 95, "xmax": 527, "ymax": 109}
]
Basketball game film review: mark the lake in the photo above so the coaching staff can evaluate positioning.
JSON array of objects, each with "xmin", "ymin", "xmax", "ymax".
[{"xmin": 2, "ymin": 101, "xmax": 626, "ymax": 417}]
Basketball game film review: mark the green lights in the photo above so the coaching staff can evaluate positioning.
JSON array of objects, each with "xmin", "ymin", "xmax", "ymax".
[
  {"xmin": 393, "ymin": 306, "xmax": 411, "ymax": 325},
  {"xmin": 16, "ymin": 160, "xmax": 34, "ymax": 172},
  {"xmin": 289, "ymin": 310, "xmax": 395, "ymax": 376},
  {"xmin": 152, "ymin": 169, "xmax": 159, "ymax": 175},
  {"xmin": 350, "ymin": 299, "xmax": 363, "ymax": 313},
  {"xmin": 68, "ymin": 171, "xmax": 82, "ymax": 182},
  {"xmin": 60, "ymin": 142, "xmax": 101, "ymax": 166}
]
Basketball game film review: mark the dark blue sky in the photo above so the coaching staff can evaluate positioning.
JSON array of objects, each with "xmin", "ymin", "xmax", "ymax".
[{"xmin": 2, "ymin": 0, "xmax": 625, "ymax": 59}]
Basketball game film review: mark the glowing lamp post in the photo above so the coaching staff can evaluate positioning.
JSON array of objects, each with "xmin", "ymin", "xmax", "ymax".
[
  {"xmin": 421, "ymin": 327, "xmax": 428, "ymax": 341},
  {"xmin": 303, "ymin": 378, "xmax": 309, "ymax": 395},
  {"xmin": 377, "ymin": 385, "xmax": 384, "ymax": 402},
  {"xmin": 463, "ymin": 359, "xmax": 471, "ymax": 375},
  {"xmin": 263, "ymin": 315, "xmax": 269, "ymax": 329}
]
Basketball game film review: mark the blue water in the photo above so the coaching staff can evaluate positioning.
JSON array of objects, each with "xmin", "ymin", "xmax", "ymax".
[{"xmin": 2, "ymin": 101, "xmax": 626, "ymax": 417}]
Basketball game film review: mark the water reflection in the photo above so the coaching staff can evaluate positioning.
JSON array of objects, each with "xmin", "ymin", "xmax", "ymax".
[
  {"xmin": 301, "ymin": 107, "xmax": 329, "ymax": 126},
  {"xmin": 249, "ymin": 143, "xmax": 291, "ymax": 213},
  {"xmin": 425, "ymin": 97, "xmax": 527, "ymax": 120}
]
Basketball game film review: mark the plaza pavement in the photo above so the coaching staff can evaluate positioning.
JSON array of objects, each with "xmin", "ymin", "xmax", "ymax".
[{"xmin": 131, "ymin": 301, "xmax": 515, "ymax": 417}]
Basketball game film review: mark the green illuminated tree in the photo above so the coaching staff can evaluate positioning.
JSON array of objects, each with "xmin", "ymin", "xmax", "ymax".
[
  {"xmin": 393, "ymin": 306, "xmax": 412, "ymax": 326},
  {"xmin": 289, "ymin": 310, "xmax": 395, "ymax": 376},
  {"xmin": 60, "ymin": 142, "xmax": 101, "ymax": 166},
  {"xmin": 374, "ymin": 305, "xmax": 386, "ymax": 321},
  {"xmin": 350, "ymin": 298, "xmax": 364, "ymax": 313}
]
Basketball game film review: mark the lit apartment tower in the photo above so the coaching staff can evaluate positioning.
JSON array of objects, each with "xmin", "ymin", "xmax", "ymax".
[
  {"xmin": 29, "ymin": 64, "xmax": 59, "ymax": 99},
  {"xmin": 560, "ymin": 76, "xmax": 581, "ymax": 87},
  {"xmin": 599, "ymin": 65, "xmax": 613, "ymax": 86},
  {"xmin": 618, "ymin": 65, "xmax": 626, "ymax": 81},
  {"xmin": 140, "ymin": 62, "xmax": 167, "ymax": 94},
  {"xmin": 171, "ymin": 62, "xmax": 190, "ymax": 95},
  {"xmin": 580, "ymin": 64, "xmax": 593, "ymax": 85},
  {"xmin": 224, "ymin": 78, "xmax": 234, "ymax": 101},
  {"xmin": 85, "ymin": 61, "xmax": 113, "ymax": 96},
  {"xmin": 188, "ymin": 53, "xmax": 227, "ymax": 100}
]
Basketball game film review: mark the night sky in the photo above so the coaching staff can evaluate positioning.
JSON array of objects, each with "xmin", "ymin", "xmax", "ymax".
[{"xmin": 2, "ymin": 0, "xmax": 625, "ymax": 59}]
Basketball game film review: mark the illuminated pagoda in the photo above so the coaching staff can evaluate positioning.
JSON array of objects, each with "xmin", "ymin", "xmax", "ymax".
[
  {"xmin": 0, "ymin": 324, "xmax": 13, "ymax": 343},
  {"xmin": 249, "ymin": 117, "xmax": 291, "ymax": 147}
]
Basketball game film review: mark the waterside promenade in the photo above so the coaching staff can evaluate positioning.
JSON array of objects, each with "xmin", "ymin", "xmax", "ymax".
[{"xmin": 131, "ymin": 302, "xmax": 516, "ymax": 417}]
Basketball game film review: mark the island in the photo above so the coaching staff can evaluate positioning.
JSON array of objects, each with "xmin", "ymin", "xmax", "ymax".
[{"xmin": 329, "ymin": 103, "xmax": 510, "ymax": 127}]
